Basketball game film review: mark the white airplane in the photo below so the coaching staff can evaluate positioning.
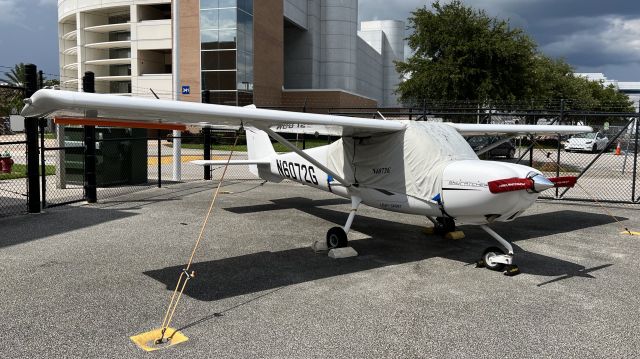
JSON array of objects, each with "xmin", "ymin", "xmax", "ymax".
[{"xmin": 22, "ymin": 89, "xmax": 591, "ymax": 276}]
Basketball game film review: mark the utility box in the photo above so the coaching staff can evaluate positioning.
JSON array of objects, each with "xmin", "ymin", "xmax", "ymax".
[
  {"xmin": 63, "ymin": 127, "xmax": 148, "ymax": 186},
  {"xmin": 10, "ymin": 115, "xmax": 25, "ymax": 132}
]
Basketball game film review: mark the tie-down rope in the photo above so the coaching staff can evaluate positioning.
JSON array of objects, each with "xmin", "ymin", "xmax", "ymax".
[{"xmin": 156, "ymin": 131, "xmax": 241, "ymax": 344}]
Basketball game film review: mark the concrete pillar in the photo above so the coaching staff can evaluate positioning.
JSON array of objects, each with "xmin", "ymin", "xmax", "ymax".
[{"xmin": 320, "ymin": 0, "xmax": 357, "ymax": 92}]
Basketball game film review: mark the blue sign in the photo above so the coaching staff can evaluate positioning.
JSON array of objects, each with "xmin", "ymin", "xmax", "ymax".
[{"xmin": 181, "ymin": 86, "xmax": 190, "ymax": 95}]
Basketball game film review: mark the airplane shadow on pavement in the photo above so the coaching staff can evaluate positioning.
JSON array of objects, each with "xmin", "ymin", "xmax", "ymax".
[{"xmin": 144, "ymin": 197, "xmax": 623, "ymax": 302}]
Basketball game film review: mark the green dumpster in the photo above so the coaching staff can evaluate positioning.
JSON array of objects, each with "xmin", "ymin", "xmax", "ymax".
[{"xmin": 64, "ymin": 127, "xmax": 148, "ymax": 186}]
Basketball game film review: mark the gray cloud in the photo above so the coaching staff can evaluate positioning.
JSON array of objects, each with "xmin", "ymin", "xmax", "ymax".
[
  {"xmin": 0, "ymin": 0, "xmax": 58, "ymax": 76},
  {"xmin": 2, "ymin": 1, "xmax": 639, "ymax": 82},
  {"xmin": 358, "ymin": 0, "xmax": 640, "ymax": 80},
  {"xmin": 0, "ymin": 0, "xmax": 25, "ymax": 25}
]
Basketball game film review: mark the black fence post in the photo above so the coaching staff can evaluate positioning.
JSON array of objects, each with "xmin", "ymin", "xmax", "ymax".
[
  {"xmin": 24, "ymin": 64, "xmax": 41, "ymax": 213},
  {"xmin": 203, "ymin": 127, "xmax": 211, "ymax": 180},
  {"xmin": 82, "ymin": 71, "xmax": 97, "ymax": 203},
  {"xmin": 632, "ymin": 112, "xmax": 639, "ymax": 202},
  {"xmin": 556, "ymin": 99, "xmax": 565, "ymax": 198},
  {"xmin": 38, "ymin": 69, "xmax": 46, "ymax": 192},
  {"xmin": 39, "ymin": 118, "xmax": 47, "ymax": 208}
]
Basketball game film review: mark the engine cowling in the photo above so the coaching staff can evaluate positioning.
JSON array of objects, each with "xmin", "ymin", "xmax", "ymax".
[{"xmin": 441, "ymin": 160, "xmax": 542, "ymax": 224}]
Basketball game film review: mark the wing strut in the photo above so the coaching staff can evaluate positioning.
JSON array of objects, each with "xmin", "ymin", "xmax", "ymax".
[{"xmin": 261, "ymin": 127, "xmax": 351, "ymax": 188}]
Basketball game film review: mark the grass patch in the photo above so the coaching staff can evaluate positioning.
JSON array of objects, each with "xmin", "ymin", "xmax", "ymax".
[
  {"xmin": 0, "ymin": 163, "xmax": 56, "ymax": 180},
  {"xmin": 44, "ymin": 133, "xmax": 57, "ymax": 139},
  {"xmin": 166, "ymin": 138, "xmax": 331, "ymax": 152}
]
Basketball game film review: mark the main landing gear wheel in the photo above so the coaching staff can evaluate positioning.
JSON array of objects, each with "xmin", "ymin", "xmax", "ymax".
[
  {"xmin": 481, "ymin": 247, "xmax": 506, "ymax": 271},
  {"xmin": 326, "ymin": 227, "xmax": 348, "ymax": 249},
  {"xmin": 434, "ymin": 217, "xmax": 456, "ymax": 234}
]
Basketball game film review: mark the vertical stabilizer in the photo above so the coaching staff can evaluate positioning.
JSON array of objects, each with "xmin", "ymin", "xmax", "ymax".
[{"xmin": 245, "ymin": 127, "xmax": 276, "ymax": 176}]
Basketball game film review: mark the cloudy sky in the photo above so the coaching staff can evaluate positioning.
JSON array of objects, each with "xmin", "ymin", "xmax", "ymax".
[{"xmin": 1, "ymin": 0, "xmax": 640, "ymax": 81}]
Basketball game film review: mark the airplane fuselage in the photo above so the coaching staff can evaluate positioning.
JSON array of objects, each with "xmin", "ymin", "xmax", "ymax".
[{"xmin": 254, "ymin": 139, "xmax": 542, "ymax": 225}]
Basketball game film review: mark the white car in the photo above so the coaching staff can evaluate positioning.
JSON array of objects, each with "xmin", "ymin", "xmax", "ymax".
[{"xmin": 565, "ymin": 132, "xmax": 608, "ymax": 153}]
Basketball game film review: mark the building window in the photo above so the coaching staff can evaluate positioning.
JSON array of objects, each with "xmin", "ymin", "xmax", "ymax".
[
  {"xmin": 199, "ymin": 0, "xmax": 253, "ymax": 105},
  {"xmin": 110, "ymin": 81, "xmax": 131, "ymax": 94},
  {"xmin": 108, "ymin": 14, "xmax": 130, "ymax": 24},
  {"xmin": 109, "ymin": 31, "xmax": 131, "ymax": 42},
  {"xmin": 202, "ymin": 71, "xmax": 237, "ymax": 90},
  {"xmin": 109, "ymin": 48, "xmax": 131, "ymax": 59},
  {"xmin": 202, "ymin": 51, "xmax": 236, "ymax": 70},
  {"xmin": 110, "ymin": 65, "xmax": 131, "ymax": 76}
]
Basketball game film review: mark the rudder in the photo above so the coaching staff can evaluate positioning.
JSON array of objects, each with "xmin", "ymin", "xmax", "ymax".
[{"xmin": 245, "ymin": 127, "xmax": 276, "ymax": 176}]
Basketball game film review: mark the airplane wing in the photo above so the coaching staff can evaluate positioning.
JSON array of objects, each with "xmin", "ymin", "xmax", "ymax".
[
  {"xmin": 446, "ymin": 123, "xmax": 593, "ymax": 136},
  {"xmin": 22, "ymin": 90, "xmax": 592, "ymax": 137},
  {"xmin": 21, "ymin": 90, "xmax": 405, "ymax": 137}
]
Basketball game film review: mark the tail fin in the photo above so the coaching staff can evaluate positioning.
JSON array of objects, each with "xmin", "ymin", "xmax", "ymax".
[{"xmin": 245, "ymin": 126, "xmax": 276, "ymax": 176}]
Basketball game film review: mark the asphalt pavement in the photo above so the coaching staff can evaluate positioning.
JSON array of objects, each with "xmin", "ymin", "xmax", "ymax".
[{"xmin": 1, "ymin": 180, "xmax": 639, "ymax": 358}]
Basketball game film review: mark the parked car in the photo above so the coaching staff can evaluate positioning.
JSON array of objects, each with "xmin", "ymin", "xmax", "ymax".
[
  {"xmin": 564, "ymin": 132, "xmax": 608, "ymax": 153},
  {"xmin": 466, "ymin": 136, "xmax": 516, "ymax": 159}
]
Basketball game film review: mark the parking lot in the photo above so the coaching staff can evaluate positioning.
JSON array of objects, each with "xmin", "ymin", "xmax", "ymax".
[{"xmin": 1, "ymin": 180, "xmax": 639, "ymax": 358}]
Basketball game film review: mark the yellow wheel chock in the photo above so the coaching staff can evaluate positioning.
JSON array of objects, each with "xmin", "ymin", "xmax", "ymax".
[{"xmin": 130, "ymin": 327, "xmax": 188, "ymax": 352}]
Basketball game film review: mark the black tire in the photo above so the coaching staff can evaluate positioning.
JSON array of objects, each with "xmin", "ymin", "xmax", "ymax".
[
  {"xmin": 507, "ymin": 148, "xmax": 515, "ymax": 159},
  {"xmin": 592, "ymin": 144, "xmax": 598, "ymax": 153},
  {"xmin": 436, "ymin": 217, "xmax": 456, "ymax": 233},
  {"xmin": 326, "ymin": 227, "xmax": 348, "ymax": 249},
  {"xmin": 482, "ymin": 247, "xmax": 506, "ymax": 271}
]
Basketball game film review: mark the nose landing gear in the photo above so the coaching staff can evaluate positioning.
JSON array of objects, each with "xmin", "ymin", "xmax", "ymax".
[{"xmin": 476, "ymin": 225, "xmax": 521, "ymax": 276}]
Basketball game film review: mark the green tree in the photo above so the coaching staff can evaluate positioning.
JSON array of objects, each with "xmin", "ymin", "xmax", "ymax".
[
  {"xmin": 44, "ymin": 79, "xmax": 60, "ymax": 88},
  {"xmin": 530, "ymin": 57, "xmax": 633, "ymax": 111},
  {"xmin": 396, "ymin": 1, "xmax": 537, "ymax": 103},
  {"xmin": 1, "ymin": 63, "xmax": 27, "ymax": 116},
  {"xmin": 1, "ymin": 63, "xmax": 26, "ymax": 87},
  {"xmin": 396, "ymin": 1, "xmax": 634, "ymax": 112}
]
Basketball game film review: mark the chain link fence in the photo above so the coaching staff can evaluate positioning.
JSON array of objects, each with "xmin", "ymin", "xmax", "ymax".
[
  {"xmin": 0, "ymin": 86, "xmax": 28, "ymax": 216},
  {"xmin": 0, "ymin": 134, "xmax": 28, "ymax": 216},
  {"xmin": 2, "ymin": 97, "xmax": 639, "ymax": 218}
]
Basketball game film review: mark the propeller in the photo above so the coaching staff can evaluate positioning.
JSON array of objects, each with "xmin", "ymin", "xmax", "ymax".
[
  {"xmin": 488, "ymin": 175, "xmax": 577, "ymax": 194},
  {"xmin": 547, "ymin": 176, "xmax": 578, "ymax": 188}
]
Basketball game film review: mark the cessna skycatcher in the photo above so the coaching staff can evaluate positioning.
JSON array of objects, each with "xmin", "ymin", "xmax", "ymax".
[{"xmin": 22, "ymin": 89, "xmax": 591, "ymax": 275}]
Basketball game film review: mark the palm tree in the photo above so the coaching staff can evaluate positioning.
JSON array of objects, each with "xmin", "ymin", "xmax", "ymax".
[
  {"xmin": 0, "ymin": 63, "xmax": 28, "ymax": 116},
  {"xmin": 1, "ymin": 63, "xmax": 26, "ymax": 87}
]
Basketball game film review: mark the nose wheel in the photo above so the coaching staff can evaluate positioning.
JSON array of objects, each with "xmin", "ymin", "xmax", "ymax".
[
  {"xmin": 481, "ymin": 247, "xmax": 506, "ymax": 271},
  {"xmin": 477, "ymin": 225, "xmax": 521, "ymax": 276}
]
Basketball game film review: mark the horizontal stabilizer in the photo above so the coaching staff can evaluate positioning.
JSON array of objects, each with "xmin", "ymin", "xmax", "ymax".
[{"xmin": 190, "ymin": 159, "xmax": 270, "ymax": 166}]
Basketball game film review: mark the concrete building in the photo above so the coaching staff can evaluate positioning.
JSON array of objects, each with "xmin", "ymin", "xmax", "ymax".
[{"xmin": 57, "ymin": 0, "xmax": 404, "ymax": 108}]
